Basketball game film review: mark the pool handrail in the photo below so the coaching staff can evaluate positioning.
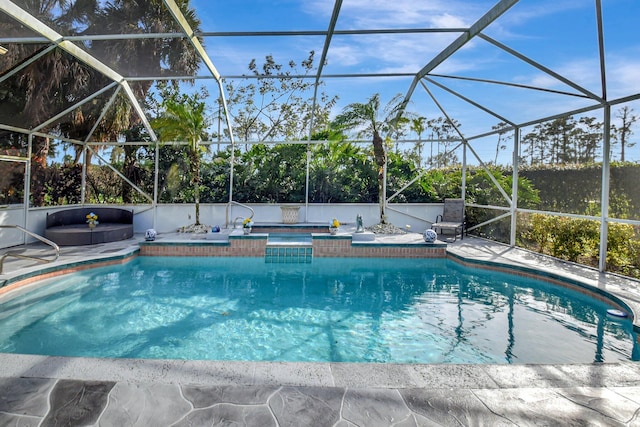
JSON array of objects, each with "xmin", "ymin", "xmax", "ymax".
[
  {"xmin": 225, "ymin": 201, "xmax": 255, "ymax": 229},
  {"xmin": 0, "ymin": 225, "xmax": 60, "ymax": 274}
]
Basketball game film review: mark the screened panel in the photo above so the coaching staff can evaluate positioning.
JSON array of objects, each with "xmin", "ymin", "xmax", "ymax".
[
  {"xmin": 0, "ymin": 9, "xmax": 45, "ymax": 37},
  {"xmin": 333, "ymin": 1, "xmax": 495, "ymax": 31},
  {"xmin": 36, "ymin": 84, "xmax": 120, "ymax": 142},
  {"xmin": 606, "ymin": 221, "xmax": 640, "ymax": 279},
  {"xmin": 0, "ymin": 159, "xmax": 25, "ymax": 205},
  {"xmin": 84, "ymin": 149, "xmax": 153, "ymax": 205},
  {"xmin": 320, "ymin": 33, "xmax": 459, "ymax": 76},
  {"xmin": 308, "ymin": 142, "xmax": 376, "ymax": 204},
  {"xmin": 516, "ymin": 212, "xmax": 601, "ymax": 267},
  {"xmin": 609, "ymin": 101, "xmax": 640, "ymax": 220},
  {"xmin": 200, "ymin": 146, "xmax": 230, "ymax": 203},
  {"xmin": 81, "ymin": 37, "xmax": 198, "ymax": 78},
  {"xmin": 196, "ymin": 1, "xmax": 319, "ymax": 32},
  {"xmin": 200, "ymin": 36, "xmax": 325, "ymax": 78},
  {"xmin": 517, "ymin": 114, "xmax": 606, "ymax": 215},
  {"xmin": 469, "ymin": 212, "xmax": 511, "ymax": 244},
  {"xmin": 9, "ymin": 0, "xmax": 80, "ymax": 37},
  {"xmin": 0, "ymin": 131, "xmax": 29, "ymax": 158},
  {"xmin": 158, "ymin": 145, "xmax": 188, "ymax": 204},
  {"xmin": 0, "ymin": 49, "xmax": 115, "ymax": 131},
  {"xmin": 0, "ymin": 43, "xmax": 53, "ymax": 75},
  {"xmin": 231, "ymin": 143, "xmax": 307, "ymax": 203},
  {"xmin": 466, "ymin": 133, "xmax": 514, "ymax": 168}
]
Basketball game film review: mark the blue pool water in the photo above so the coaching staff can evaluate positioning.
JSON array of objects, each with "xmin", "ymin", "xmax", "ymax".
[{"xmin": 0, "ymin": 257, "xmax": 637, "ymax": 364}]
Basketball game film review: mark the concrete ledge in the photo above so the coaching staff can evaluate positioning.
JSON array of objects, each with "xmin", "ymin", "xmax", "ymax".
[{"xmin": 351, "ymin": 231, "xmax": 375, "ymax": 242}]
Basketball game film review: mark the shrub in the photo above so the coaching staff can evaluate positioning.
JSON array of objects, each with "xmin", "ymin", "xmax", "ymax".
[{"xmin": 524, "ymin": 213, "xmax": 640, "ymax": 278}]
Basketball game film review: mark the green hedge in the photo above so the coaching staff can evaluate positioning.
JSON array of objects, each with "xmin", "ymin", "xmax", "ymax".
[
  {"xmin": 521, "ymin": 213, "xmax": 640, "ymax": 278},
  {"xmin": 520, "ymin": 163, "xmax": 640, "ymax": 219}
]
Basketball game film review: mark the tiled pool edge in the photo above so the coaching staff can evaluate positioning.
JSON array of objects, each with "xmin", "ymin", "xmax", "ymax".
[
  {"xmin": 0, "ymin": 249, "xmax": 139, "ymax": 297},
  {"xmin": 447, "ymin": 251, "xmax": 639, "ymax": 329}
]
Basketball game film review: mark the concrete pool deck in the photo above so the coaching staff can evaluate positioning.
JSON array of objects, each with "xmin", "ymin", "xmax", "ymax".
[{"xmin": 1, "ymin": 232, "xmax": 639, "ymax": 425}]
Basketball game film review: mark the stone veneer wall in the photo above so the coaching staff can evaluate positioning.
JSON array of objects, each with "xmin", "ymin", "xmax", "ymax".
[
  {"xmin": 313, "ymin": 236, "xmax": 446, "ymax": 258},
  {"xmin": 139, "ymin": 236, "xmax": 267, "ymax": 257},
  {"xmin": 139, "ymin": 235, "xmax": 446, "ymax": 258}
]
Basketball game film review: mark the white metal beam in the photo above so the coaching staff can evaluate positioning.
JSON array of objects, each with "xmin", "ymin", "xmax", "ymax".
[
  {"xmin": 399, "ymin": 0, "xmax": 520, "ymax": 112},
  {"xmin": 161, "ymin": 0, "xmax": 221, "ymax": 81}
]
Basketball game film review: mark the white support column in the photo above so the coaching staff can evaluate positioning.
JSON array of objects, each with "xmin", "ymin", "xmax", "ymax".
[
  {"xmin": 153, "ymin": 142, "xmax": 160, "ymax": 230},
  {"xmin": 24, "ymin": 134, "xmax": 33, "ymax": 243},
  {"xmin": 510, "ymin": 127, "xmax": 520, "ymax": 247},
  {"xmin": 461, "ymin": 142, "xmax": 467, "ymax": 201},
  {"xmin": 305, "ymin": 147, "xmax": 311, "ymax": 223},
  {"xmin": 80, "ymin": 145, "xmax": 87, "ymax": 205},
  {"xmin": 599, "ymin": 105, "xmax": 611, "ymax": 272},
  {"xmin": 383, "ymin": 160, "xmax": 388, "ymax": 222}
]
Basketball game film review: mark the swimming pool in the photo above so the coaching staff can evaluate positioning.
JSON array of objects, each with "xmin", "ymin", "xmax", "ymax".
[{"xmin": 0, "ymin": 256, "xmax": 637, "ymax": 364}]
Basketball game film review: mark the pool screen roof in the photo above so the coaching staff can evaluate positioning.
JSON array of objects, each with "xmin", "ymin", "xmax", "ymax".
[{"xmin": 1, "ymin": 0, "xmax": 639, "ymax": 148}]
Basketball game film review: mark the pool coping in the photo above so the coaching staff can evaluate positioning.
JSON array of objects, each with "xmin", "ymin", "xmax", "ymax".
[
  {"xmin": 448, "ymin": 250, "xmax": 638, "ymax": 326},
  {"xmin": 447, "ymin": 239, "xmax": 640, "ymax": 333},
  {"xmin": 1, "ymin": 352, "xmax": 640, "ymax": 390}
]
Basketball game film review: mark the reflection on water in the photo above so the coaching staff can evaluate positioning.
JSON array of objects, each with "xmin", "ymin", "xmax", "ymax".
[{"xmin": 0, "ymin": 257, "xmax": 637, "ymax": 363}]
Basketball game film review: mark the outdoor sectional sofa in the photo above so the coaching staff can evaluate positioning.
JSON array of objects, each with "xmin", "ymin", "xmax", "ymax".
[{"xmin": 44, "ymin": 207, "xmax": 134, "ymax": 246}]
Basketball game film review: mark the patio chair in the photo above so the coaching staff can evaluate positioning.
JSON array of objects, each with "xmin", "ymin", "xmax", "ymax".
[{"xmin": 431, "ymin": 198, "xmax": 465, "ymax": 241}]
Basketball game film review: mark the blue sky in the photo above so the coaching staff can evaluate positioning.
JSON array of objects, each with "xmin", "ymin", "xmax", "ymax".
[{"xmin": 186, "ymin": 0, "xmax": 640, "ymax": 163}]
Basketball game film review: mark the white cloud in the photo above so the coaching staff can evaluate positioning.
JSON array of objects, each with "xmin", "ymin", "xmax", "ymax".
[
  {"xmin": 607, "ymin": 54, "xmax": 640, "ymax": 99},
  {"xmin": 303, "ymin": 0, "xmax": 492, "ymax": 29},
  {"xmin": 430, "ymin": 13, "xmax": 467, "ymax": 28},
  {"xmin": 511, "ymin": 53, "xmax": 640, "ymax": 102}
]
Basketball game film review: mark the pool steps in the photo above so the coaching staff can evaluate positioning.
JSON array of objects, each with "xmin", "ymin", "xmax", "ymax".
[
  {"xmin": 265, "ymin": 233, "xmax": 313, "ymax": 263},
  {"xmin": 265, "ymin": 246, "xmax": 313, "ymax": 263}
]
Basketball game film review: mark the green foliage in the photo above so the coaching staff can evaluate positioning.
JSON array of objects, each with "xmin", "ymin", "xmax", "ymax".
[
  {"xmin": 234, "ymin": 144, "xmax": 307, "ymax": 203},
  {"xmin": 309, "ymin": 142, "xmax": 377, "ymax": 203},
  {"xmin": 524, "ymin": 213, "xmax": 640, "ymax": 278},
  {"xmin": 385, "ymin": 151, "xmax": 420, "ymax": 202},
  {"xmin": 0, "ymin": 160, "xmax": 25, "ymax": 204},
  {"xmin": 607, "ymin": 223, "xmax": 640, "ymax": 277},
  {"xmin": 157, "ymin": 145, "xmax": 191, "ymax": 203},
  {"xmin": 417, "ymin": 168, "xmax": 461, "ymax": 200},
  {"xmin": 43, "ymin": 164, "xmax": 83, "ymax": 206},
  {"xmin": 459, "ymin": 167, "xmax": 540, "ymax": 242},
  {"xmin": 199, "ymin": 149, "xmax": 231, "ymax": 203},
  {"xmin": 86, "ymin": 166, "xmax": 124, "ymax": 204},
  {"xmin": 519, "ymin": 163, "xmax": 640, "ymax": 218}
]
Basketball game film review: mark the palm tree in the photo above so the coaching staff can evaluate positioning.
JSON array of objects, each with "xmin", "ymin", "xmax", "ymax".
[
  {"xmin": 152, "ymin": 92, "xmax": 209, "ymax": 226},
  {"xmin": 332, "ymin": 93, "xmax": 406, "ymax": 224}
]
